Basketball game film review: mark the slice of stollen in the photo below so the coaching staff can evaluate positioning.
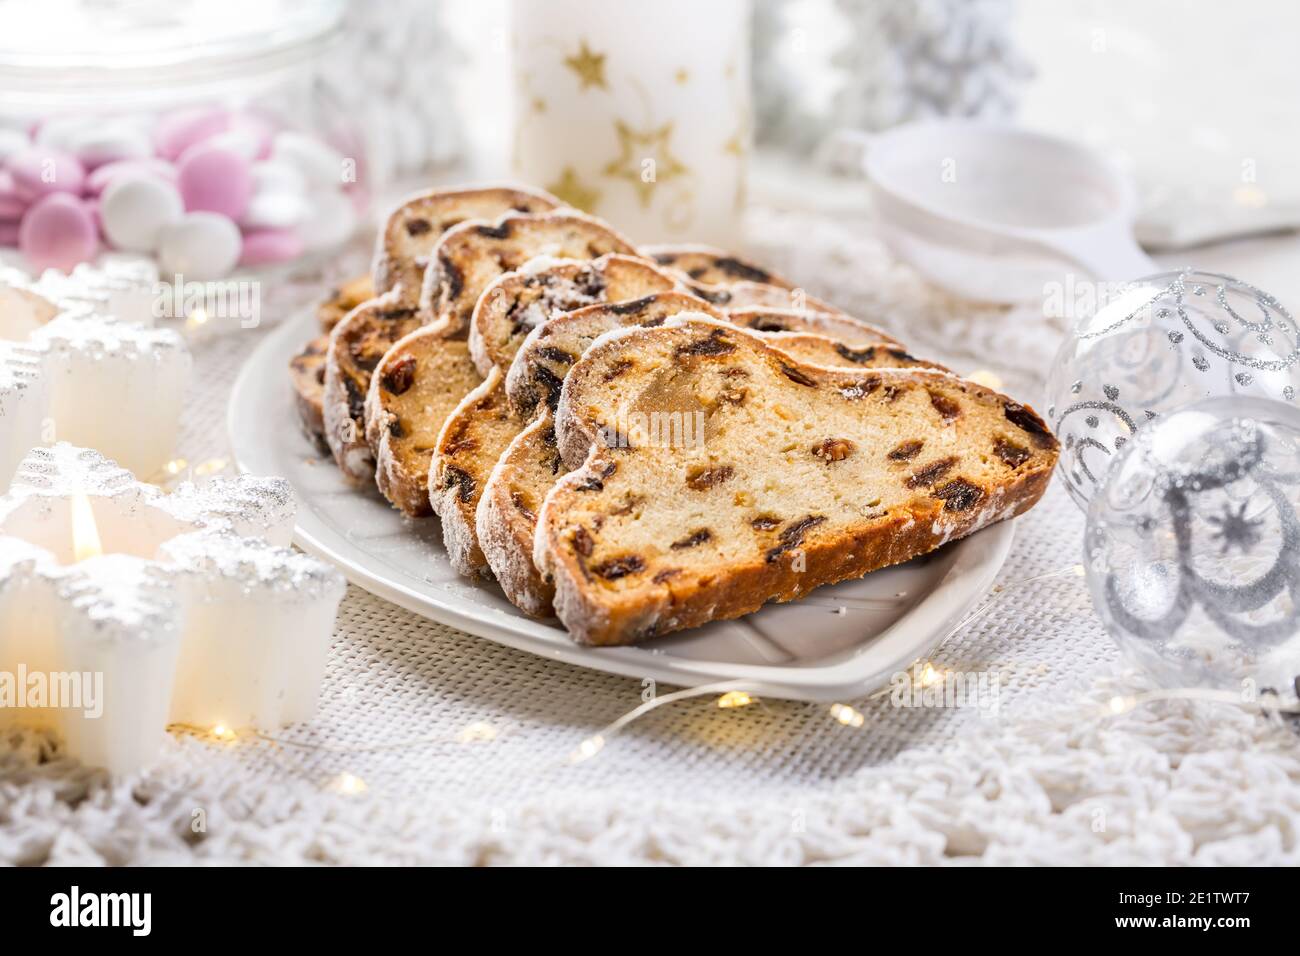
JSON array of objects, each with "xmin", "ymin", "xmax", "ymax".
[
  {"xmin": 323, "ymin": 292, "xmax": 423, "ymax": 482},
  {"xmin": 726, "ymin": 306, "xmax": 901, "ymax": 348},
  {"xmin": 693, "ymin": 280, "xmax": 855, "ymax": 318},
  {"xmin": 420, "ymin": 211, "xmax": 638, "ymax": 334},
  {"xmin": 482, "ymin": 298, "xmax": 944, "ymax": 617},
  {"xmin": 371, "ymin": 184, "xmax": 559, "ymax": 305},
  {"xmin": 317, "ymin": 274, "xmax": 374, "ymax": 333},
  {"xmin": 363, "ymin": 324, "xmax": 482, "ymax": 518},
  {"xmin": 505, "ymin": 293, "xmax": 910, "ymax": 418},
  {"xmin": 467, "ymin": 253, "xmax": 676, "ymax": 377},
  {"xmin": 289, "ymin": 335, "xmax": 330, "ymax": 454},
  {"xmin": 641, "ymin": 244, "xmax": 794, "ymax": 289},
  {"xmin": 534, "ymin": 316, "xmax": 1059, "ymax": 645}
]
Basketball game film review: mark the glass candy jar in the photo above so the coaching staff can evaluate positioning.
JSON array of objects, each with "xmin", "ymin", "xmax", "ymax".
[{"xmin": 0, "ymin": 0, "xmax": 371, "ymax": 327}]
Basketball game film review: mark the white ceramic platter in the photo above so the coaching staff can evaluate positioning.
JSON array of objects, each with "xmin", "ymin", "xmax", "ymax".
[{"xmin": 227, "ymin": 310, "xmax": 1016, "ymax": 701}]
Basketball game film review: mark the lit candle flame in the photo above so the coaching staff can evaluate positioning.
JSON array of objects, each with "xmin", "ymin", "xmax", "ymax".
[{"xmin": 71, "ymin": 494, "xmax": 103, "ymax": 562}]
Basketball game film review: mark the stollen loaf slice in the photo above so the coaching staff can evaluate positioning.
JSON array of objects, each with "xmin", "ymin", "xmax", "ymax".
[
  {"xmin": 323, "ymin": 293, "xmax": 422, "ymax": 482},
  {"xmin": 363, "ymin": 324, "xmax": 482, "ymax": 517},
  {"xmin": 429, "ymin": 257, "xmax": 677, "ymax": 571},
  {"xmin": 317, "ymin": 274, "xmax": 374, "ymax": 332},
  {"xmin": 371, "ymin": 184, "xmax": 559, "ymax": 304},
  {"xmin": 505, "ymin": 293, "xmax": 904, "ymax": 418},
  {"xmin": 426, "ymin": 370, "xmax": 517, "ymax": 572},
  {"xmin": 726, "ymin": 306, "xmax": 901, "ymax": 348},
  {"xmin": 535, "ymin": 316, "xmax": 1058, "ymax": 645},
  {"xmin": 420, "ymin": 211, "xmax": 638, "ymax": 334},
  {"xmin": 642, "ymin": 244, "xmax": 793, "ymax": 289},
  {"xmin": 467, "ymin": 253, "xmax": 676, "ymax": 377},
  {"xmin": 483, "ymin": 297, "xmax": 942, "ymax": 616},
  {"xmin": 289, "ymin": 335, "xmax": 331, "ymax": 453},
  {"xmin": 687, "ymin": 279, "xmax": 846, "ymax": 316}
]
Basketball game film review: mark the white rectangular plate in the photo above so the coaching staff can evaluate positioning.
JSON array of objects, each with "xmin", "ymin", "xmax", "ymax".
[{"xmin": 226, "ymin": 310, "xmax": 1015, "ymax": 701}]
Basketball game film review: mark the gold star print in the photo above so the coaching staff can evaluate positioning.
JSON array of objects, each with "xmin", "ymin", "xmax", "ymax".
[
  {"xmin": 531, "ymin": 97, "xmax": 547, "ymax": 114},
  {"xmin": 602, "ymin": 120, "xmax": 688, "ymax": 207},
  {"xmin": 546, "ymin": 166, "xmax": 601, "ymax": 212},
  {"xmin": 564, "ymin": 40, "xmax": 607, "ymax": 91},
  {"xmin": 674, "ymin": 68, "xmax": 689, "ymax": 85}
]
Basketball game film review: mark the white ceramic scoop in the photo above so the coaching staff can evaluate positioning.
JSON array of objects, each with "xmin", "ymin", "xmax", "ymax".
[{"xmin": 857, "ymin": 120, "xmax": 1159, "ymax": 302}]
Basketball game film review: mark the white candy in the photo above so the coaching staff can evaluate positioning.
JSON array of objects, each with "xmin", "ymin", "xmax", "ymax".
[
  {"xmin": 100, "ymin": 175, "xmax": 184, "ymax": 252},
  {"xmin": 68, "ymin": 123, "xmax": 152, "ymax": 168},
  {"xmin": 241, "ymin": 190, "xmax": 307, "ymax": 229},
  {"xmin": 202, "ymin": 128, "xmax": 266, "ymax": 161},
  {"xmin": 156, "ymin": 212, "xmax": 241, "ymax": 280},
  {"xmin": 0, "ymin": 128, "xmax": 29, "ymax": 163},
  {"xmin": 296, "ymin": 189, "xmax": 358, "ymax": 251},
  {"xmin": 272, "ymin": 130, "xmax": 346, "ymax": 186},
  {"xmin": 34, "ymin": 115, "xmax": 94, "ymax": 152},
  {"xmin": 250, "ymin": 159, "xmax": 306, "ymax": 196},
  {"xmin": 239, "ymin": 160, "xmax": 308, "ymax": 229}
]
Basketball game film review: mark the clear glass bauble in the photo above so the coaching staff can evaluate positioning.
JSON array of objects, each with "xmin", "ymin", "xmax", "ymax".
[
  {"xmin": 1085, "ymin": 396, "xmax": 1300, "ymax": 695},
  {"xmin": 1046, "ymin": 270, "xmax": 1300, "ymax": 510}
]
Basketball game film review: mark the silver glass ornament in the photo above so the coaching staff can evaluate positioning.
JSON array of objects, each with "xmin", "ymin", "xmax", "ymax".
[
  {"xmin": 1085, "ymin": 397, "xmax": 1300, "ymax": 694},
  {"xmin": 1046, "ymin": 270, "xmax": 1300, "ymax": 510}
]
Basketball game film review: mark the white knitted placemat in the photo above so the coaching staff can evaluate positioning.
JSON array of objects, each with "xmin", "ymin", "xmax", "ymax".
[{"xmin": 2, "ymin": 207, "xmax": 1298, "ymax": 866}]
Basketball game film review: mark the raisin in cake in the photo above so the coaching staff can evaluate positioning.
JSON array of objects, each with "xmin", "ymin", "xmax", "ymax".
[
  {"xmin": 372, "ymin": 185, "xmax": 559, "ymax": 304},
  {"xmin": 482, "ymin": 297, "xmax": 939, "ymax": 616},
  {"xmin": 534, "ymin": 316, "xmax": 1058, "ymax": 645},
  {"xmin": 419, "ymin": 211, "xmax": 638, "ymax": 333},
  {"xmin": 468, "ymin": 253, "xmax": 675, "ymax": 376}
]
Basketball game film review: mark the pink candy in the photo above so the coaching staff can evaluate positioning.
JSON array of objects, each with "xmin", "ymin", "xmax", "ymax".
[
  {"xmin": 0, "ymin": 170, "xmax": 28, "ymax": 219},
  {"xmin": 177, "ymin": 144, "xmax": 252, "ymax": 219},
  {"xmin": 18, "ymin": 193, "xmax": 97, "ymax": 272},
  {"xmin": 153, "ymin": 108, "xmax": 229, "ymax": 162},
  {"xmin": 238, "ymin": 228, "xmax": 304, "ymax": 267},
  {"xmin": 7, "ymin": 147, "xmax": 86, "ymax": 200}
]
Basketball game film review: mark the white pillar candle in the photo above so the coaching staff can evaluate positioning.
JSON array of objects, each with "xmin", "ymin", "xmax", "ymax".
[
  {"xmin": 161, "ymin": 531, "xmax": 343, "ymax": 729},
  {"xmin": 0, "ymin": 263, "xmax": 190, "ymax": 479},
  {"xmin": 0, "ymin": 342, "xmax": 46, "ymax": 490},
  {"xmin": 30, "ymin": 316, "xmax": 190, "ymax": 478},
  {"xmin": 0, "ymin": 444, "xmax": 345, "ymax": 775},
  {"xmin": 511, "ymin": 0, "xmax": 752, "ymax": 246},
  {"xmin": 54, "ymin": 557, "xmax": 182, "ymax": 775}
]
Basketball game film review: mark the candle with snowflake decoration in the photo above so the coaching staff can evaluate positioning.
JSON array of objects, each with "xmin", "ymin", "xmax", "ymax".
[{"xmin": 510, "ymin": 0, "xmax": 751, "ymax": 245}]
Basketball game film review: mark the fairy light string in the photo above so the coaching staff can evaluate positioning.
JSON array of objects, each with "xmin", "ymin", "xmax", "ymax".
[{"xmin": 168, "ymin": 557, "xmax": 1299, "ymax": 788}]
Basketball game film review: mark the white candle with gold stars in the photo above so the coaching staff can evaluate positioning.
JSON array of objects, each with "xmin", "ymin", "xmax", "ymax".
[{"xmin": 511, "ymin": 0, "xmax": 751, "ymax": 246}]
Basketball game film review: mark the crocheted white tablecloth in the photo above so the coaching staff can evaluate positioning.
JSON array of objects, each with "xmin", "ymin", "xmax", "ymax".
[{"xmin": 3, "ymin": 205, "xmax": 1298, "ymax": 867}]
